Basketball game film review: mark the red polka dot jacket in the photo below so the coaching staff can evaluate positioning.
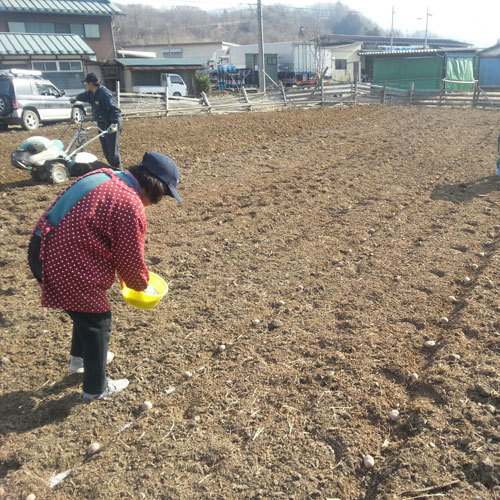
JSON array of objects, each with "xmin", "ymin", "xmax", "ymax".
[{"xmin": 32, "ymin": 169, "xmax": 149, "ymax": 313}]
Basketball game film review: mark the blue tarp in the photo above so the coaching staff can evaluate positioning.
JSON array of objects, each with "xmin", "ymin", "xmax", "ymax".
[{"xmin": 479, "ymin": 58, "xmax": 500, "ymax": 87}]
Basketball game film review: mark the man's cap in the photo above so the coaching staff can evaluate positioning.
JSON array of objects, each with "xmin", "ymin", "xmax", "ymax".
[
  {"xmin": 139, "ymin": 152, "xmax": 182, "ymax": 203},
  {"xmin": 83, "ymin": 72, "xmax": 100, "ymax": 84}
]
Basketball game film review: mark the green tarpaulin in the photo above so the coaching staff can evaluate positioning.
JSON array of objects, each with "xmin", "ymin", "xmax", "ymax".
[
  {"xmin": 445, "ymin": 56, "xmax": 475, "ymax": 90},
  {"xmin": 372, "ymin": 55, "xmax": 443, "ymax": 90},
  {"xmin": 372, "ymin": 54, "xmax": 476, "ymax": 90}
]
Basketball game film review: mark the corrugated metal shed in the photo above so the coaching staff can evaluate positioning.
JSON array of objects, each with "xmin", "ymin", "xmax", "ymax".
[
  {"xmin": 0, "ymin": 32, "xmax": 95, "ymax": 55},
  {"xmin": 479, "ymin": 44, "xmax": 500, "ymax": 87},
  {"xmin": 116, "ymin": 58, "xmax": 206, "ymax": 67},
  {"xmin": 0, "ymin": 0, "xmax": 123, "ymax": 16}
]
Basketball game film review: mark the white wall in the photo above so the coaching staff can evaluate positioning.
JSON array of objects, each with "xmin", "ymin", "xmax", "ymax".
[
  {"xmin": 123, "ymin": 42, "xmax": 232, "ymax": 65},
  {"xmin": 331, "ymin": 43, "xmax": 362, "ymax": 82},
  {"xmin": 229, "ymin": 41, "xmax": 334, "ymax": 74}
]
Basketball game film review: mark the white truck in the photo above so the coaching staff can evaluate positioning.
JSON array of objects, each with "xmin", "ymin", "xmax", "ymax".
[
  {"xmin": 133, "ymin": 73, "xmax": 188, "ymax": 96},
  {"xmin": 228, "ymin": 42, "xmax": 334, "ymax": 87}
]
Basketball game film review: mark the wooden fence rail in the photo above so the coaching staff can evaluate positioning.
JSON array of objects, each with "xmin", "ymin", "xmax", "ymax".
[{"xmin": 116, "ymin": 80, "xmax": 500, "ymax": 120}]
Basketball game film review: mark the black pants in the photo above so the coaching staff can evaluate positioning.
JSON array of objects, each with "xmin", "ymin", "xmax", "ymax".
[
  {"xmin": 29, "ymin": 233, "xmax": 112, "ymax": 394},
  {"xmin": 98, "ymin": 120, "xmax": 122, "ymax": 170},
  {"xmin": 68, "ymin": 310, "xmax": 112, "ymax": 395},
  {"xmin": 28, "ymin": 233, "xmax": 42, "ymax": 283}
]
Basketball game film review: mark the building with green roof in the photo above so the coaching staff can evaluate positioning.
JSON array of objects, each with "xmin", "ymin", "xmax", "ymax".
[{"xmin": 0, "ymin": 0, "xmax": 123, "ymax": 91}]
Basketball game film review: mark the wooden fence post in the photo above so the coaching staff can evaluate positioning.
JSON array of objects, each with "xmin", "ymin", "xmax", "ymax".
[
  {"xmin": 381, "ymin": 83, "xmax": 387, "ymax": 104},
  {"xmin": 321, "ymin": 77, "xmax": 325, "ymax": 106},
  {"xmin": 280, "ymin": 81, "xmax": 288, "ymax": 107},
  {"xmin": 165, "ymin": 85, "xmax": 169, "ymax": 116},
  {"xmin": 201, "ymin": 91, "xmax": 212, "ymax": 112},
  {"xmin": 439, "ymin": 79, "xmax": 445, "ymax": 106},
  {"xmin": 472, "ymin": 81, "xmax": 479, "ymax": 108},
  {"xmin": 116, "ymin": 80, "xmax": 121, "ymax": 108},
  {"xmin": 409, "ymin": 81, "xmax": 414, "ymax": 105},
  {"xmin": 242, "ymin": 86, "xmax": 252, "ymax": 111}
]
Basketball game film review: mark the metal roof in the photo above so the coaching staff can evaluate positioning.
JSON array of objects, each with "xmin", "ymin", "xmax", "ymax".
[
  {"xmin": 319, "ymin": 34, "xmax": 471, "ymax": 49},
  {"xmin": 479, "ymin": 43, "xmax": 500, "ymax": 55},
  {"xmin": 116, "ymin": 58, "xmax": 206, "ymax": 67},
  {"xmin": 360, "ymin": 47, "xmax": 478, "ymax": 56},
  {"xmin": 0, "ymin": 0, "xmax": 123, "ymax": 16},
  {"xmin": 121, "ymin": 41, "xmax": 239, "ymax": 48},
  {"xmin": 0, "ymin": 32, "xmax": 95, "ymax": 55}
]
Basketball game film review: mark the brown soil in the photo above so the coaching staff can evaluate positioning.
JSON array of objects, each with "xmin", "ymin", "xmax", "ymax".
[{"xmin": 0, "ymin": 105, "xmax": 499, "ymax": 500}]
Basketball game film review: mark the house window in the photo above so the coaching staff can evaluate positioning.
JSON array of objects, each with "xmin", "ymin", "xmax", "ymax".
[
  {"xmin": 33, "ymin": 61, "xmax": 83, "ymax": 72},
  {"xmin": 55, "ymin": 23, "xmax": 70, "ymax": 34},
  {"xmin": 32, "ymin": 61, "xmax": 58, "ymax": 72},
  {"xmin": 69, "ymin": 23, "xmax": 100, "ymax": 38},
  {"xmin": 162, "ymin": 48, "xmax": 183, "ymax": 58},
  {"xmin": 84, "ymin": 24, "xmax": 100, "ymax": 38},
  {"xmin": 8, "ymin": 21, "xmax": 100, "ymax": 39},
  {"xmin": 69, "ymin": 23, "xmax": 85, "ymax": 37},
  {"xmin": 58, "ymin": 61, "xmax": 83, "ymax": 71},
  {"xmin": 335, "ymin": 59, "xmax": 347, "ymax": 70},
  {"xmin": 8, "ymin": 22, "xmax": 25, "ymax": 33},
  {"xmin": 25, "ymin": 22, "xmax": 55, "ymax": 33},
  {"xmin": 32, "ymin": 60, "xmax": 84, "ymax": 89}
]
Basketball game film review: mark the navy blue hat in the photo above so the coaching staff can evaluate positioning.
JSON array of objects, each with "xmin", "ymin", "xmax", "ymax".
[
  {"xmin": 139, "ymin": 152, "xmax": 182, "ymax": 202},
  {"xmin": 83, "ymin": 72, "xmax": 100, "ymax": 84}
]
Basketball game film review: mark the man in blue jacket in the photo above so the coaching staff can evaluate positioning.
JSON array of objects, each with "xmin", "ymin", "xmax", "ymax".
[{"xmin": 72, "ymin": 73, "xmax": 123, "ymax": 170}]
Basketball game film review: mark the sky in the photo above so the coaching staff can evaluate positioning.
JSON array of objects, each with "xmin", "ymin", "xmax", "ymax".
[{"xmin": 115, "ymin": 0, "xmax": 500, "ymax": 48}]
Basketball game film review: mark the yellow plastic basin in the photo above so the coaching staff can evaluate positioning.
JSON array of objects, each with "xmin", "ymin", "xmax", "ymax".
[{"xmin": 121, "ymin": 272, "xmax": 168, "ymax": 310}]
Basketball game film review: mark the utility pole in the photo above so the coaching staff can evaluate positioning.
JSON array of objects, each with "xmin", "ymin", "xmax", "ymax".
[
  {"xmin": 424, "ymin": 7, "xmax": 431, "ymax": 49},
  {"xmin": 257, "ymin": 0, "xmax": 266, "ymax": 93},
  {"xmin": 390, "ymin": 6, "xmax": 395, "ymax": 49},
  {"xmin": 167, "ymin": 24, "xmax": 171, "ymax": 57}
]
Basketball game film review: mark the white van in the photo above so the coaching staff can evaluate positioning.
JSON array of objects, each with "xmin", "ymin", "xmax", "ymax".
[{"xmin": 133, "ymin": 73, "xmax": 188, "ymax": 97}]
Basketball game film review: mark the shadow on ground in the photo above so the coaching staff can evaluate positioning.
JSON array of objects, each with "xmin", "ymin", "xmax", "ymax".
[
  {"xmin": 431, "ymin": 175, "xmax": 500, "ymax": 203},
  {"xmin": 0, "ymin": 375, "xmax": 81, "ymax": 435}
]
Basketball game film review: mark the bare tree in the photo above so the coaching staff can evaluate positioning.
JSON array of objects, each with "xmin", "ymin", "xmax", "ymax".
[{"xmin": 114, "ymin": 2, "xmax": 385, "ymax": 46}]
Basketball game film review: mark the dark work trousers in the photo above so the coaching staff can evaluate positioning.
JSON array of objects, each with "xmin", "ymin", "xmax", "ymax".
[
  {"xmin": 68, "ymin": 310, "xmax": 112, "ymax": 395},
  {"xmin": 28, "ymin": 233, "xmax": 42, "ymax": 283},
  {"xmin": 98, "ymin": 119, "xmax": 123, "ymax": 170},
  {"xmin": 28, "ymin": 234, "xmax": 112, "ymax": 395}
]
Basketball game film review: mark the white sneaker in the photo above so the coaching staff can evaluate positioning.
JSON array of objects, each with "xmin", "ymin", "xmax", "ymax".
[
  {"xmin": 81, "ymin": 378, "xmax": 129, "ymax": 402},
  {"xmin": 69, "ymin": 351, "xmax": 115, "ymax": 373}
]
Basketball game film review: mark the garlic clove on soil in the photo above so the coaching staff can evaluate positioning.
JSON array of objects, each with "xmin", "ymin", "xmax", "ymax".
[
  {"xmin": 388, "ymin": 409, "xmax": 400, "ymax": 421},
  {"xmin": 87, "ymin": 442, "xmax": 101, "ymax": 455},
  {"xmin": 141, "ymin": 401, "xmax": 153, "ymax": 412}
]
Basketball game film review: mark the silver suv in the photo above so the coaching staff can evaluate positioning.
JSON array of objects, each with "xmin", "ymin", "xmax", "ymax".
[{"xmin": 0, "ymin": 69, "xmax": 85, "ymax": 131}]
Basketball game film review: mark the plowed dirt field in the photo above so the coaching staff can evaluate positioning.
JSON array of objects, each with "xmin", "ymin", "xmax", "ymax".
[{"xmin": 0, "ymin": 105, "xmax": 499, "ymax": 499}]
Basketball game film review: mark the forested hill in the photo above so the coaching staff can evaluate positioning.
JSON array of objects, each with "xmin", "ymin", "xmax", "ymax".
[{"xmin": 114, "ymin": 2, "xmax": 384, "ymax": 46}]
